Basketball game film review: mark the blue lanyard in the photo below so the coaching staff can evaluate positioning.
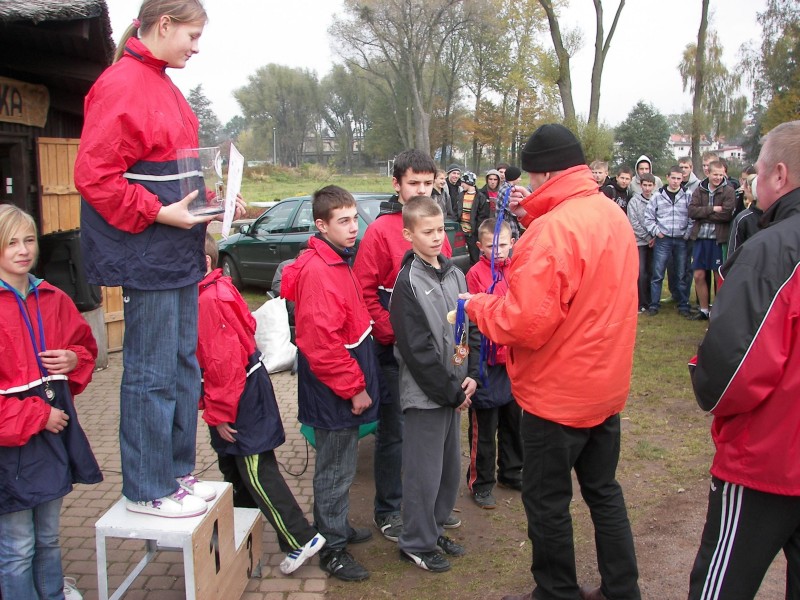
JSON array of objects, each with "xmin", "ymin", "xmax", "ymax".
[
  {"xmin": 3, "ymin": 278, "xmax": 51, "ymax": 391},
  {"xmin": 453, "ymin": 298, "xmax": 467, "ymax": 346}
]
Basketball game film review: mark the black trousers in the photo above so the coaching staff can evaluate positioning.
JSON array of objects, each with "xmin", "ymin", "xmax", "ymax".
[
  {"xmin": 636, "ymin": 245, "xmax": 653, "ymax": 309},
  {"xmin": 688, "ymin": 477, "xmax": 800, "ymax": 600},
  {"xmin": 217, "ymin": 451, "xmax": 317, "ymax": 553},
  {"xmin": 520, "ymin": 412, "xmax": 640, "ymax": 600},
  {"xmin": 466, "ymin": 402, "xmax": 523, "ymax": 493}
]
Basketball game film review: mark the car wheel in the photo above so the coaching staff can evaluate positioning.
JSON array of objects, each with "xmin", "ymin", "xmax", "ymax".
[{"xmin": 221, "ymin": 255, "xmax": 242, "ymax": 288}]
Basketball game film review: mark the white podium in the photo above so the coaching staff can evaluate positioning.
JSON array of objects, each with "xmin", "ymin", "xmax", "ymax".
[{"xmin": 95, "ymin": 482, "xmax": 262, "ymax": 600}]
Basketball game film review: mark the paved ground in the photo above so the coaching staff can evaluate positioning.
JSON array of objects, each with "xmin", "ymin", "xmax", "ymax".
[{"xmin": 63, "ymin": 354, "xmax": 327, "ymax": 600}]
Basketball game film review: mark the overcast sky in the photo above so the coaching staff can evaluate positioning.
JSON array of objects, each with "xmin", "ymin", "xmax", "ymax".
[{"xmin": 107, "ymin": 0, "xmax": 766, "ymax": 128}]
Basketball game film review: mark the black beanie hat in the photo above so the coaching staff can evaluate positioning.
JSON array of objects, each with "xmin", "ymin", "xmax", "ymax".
[
  {"xmin": 446, "ymin": 164, "xmax": 462, "ymax": 174},
  {"xmin": 520, "ymin": 124, "xmax": 585, "ymax": 173},
  {"xmin": 505, "ymin": 166, "xmax": 522, "ymax": 182}
]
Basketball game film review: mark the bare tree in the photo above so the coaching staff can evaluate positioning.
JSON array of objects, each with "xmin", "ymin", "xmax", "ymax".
[
  {"xmin": 537, "ymin": 0, "xmax": 625, "ymax": 126},
  {"xmin": 330, "ymin": 0, "xmax": 475, "ymax": 153},
  {"xmin": 691, "ymin": 0, "xmax": 710, "ymax": 175}
]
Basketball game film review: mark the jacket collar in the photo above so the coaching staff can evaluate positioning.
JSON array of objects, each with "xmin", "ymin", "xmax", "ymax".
[
  {"xmin": 124, "ymin": 37, "xmax": 169, "ymax": 73},
  {"xmin": 521, "ymin": 165, "xmax": 599, "ymax": 219},
  {"xmin": 760, "ymin": 187, "xmax": 800, "ymax": 229}
]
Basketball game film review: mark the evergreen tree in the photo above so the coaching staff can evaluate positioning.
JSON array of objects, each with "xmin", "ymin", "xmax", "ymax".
[
  {"xmin": 614, "ymin": 102, "xmax": 670, "ymax": 174},
  {"xmin": 187, "ymin": 84, "xmax": 222, "ymax": 147}
]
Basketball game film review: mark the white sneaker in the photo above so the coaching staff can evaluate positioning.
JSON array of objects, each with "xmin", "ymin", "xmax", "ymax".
[
  {"xmin": 126, "ymin": 488, "xmax": 207, "ymax": 518},
  {"xmin": 279, "ymin": 533, "xmax": 326, "ymax": 575},
  {"xmin": 64, "ymin": 576, "xmax": 83, "ymax": 600},
  {"xmin": 177, "ymin": 474, "xmax": 216, "ymax": 501}
]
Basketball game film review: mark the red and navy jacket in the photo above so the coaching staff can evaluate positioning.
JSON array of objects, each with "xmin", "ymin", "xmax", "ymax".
[
  {"xmin": 0, "ymin": 278, "xmax": 102, "ymax": 514},
  {"xmin": 466, "ymin": 255, "xmax": 513, "ymax": 409},
  {"xmin": 75, "ymin": 37, "xmax": 206, "ymax": 290},
  {"xmin": 691, "ymin": 187, "xmax": 800, "ymax": 496},
  {"xmin": 353, "ymin": 197, "xmax": 452, "ymax": 353},
  {"xmin": 281, "ymin": 236, "xmax": 380, "ymax": 430},
  {"xmin": 197, "ymin": 269, "xmax": 285, "ymax": 456}
]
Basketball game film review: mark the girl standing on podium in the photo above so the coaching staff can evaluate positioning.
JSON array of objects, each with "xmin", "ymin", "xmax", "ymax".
[
  {"xmin": 75, "ymin": 0, "xmax": 244, "ymax": 518},
  {"xmin": 0, "ymin": 204, "xmax": 102, "ymax": 600}
]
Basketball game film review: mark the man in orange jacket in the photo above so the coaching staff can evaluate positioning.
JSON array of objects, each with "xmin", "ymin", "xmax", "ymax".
[{"xmin": 463, "ymin": 124, "xmax": 641, "ymax": 600}]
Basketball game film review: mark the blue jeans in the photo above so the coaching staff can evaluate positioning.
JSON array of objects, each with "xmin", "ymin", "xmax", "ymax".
[
  {"xmin": 120, "ymin": 284, "xmax": 200, "ymax": 501},
  {"xmin": 313, "ymin": 427, "xmax": 359, "ymax": 551},
  {"xmin": 650, "ymin": 237, "xmax": 689, "ymax": 311},
  {"xmin": 0, "ymin": 498, "xmax": 63, "ymax": 600},
  {"xmin": 374, "ymin": 357, "xmax": 403, "ymax": 518}
]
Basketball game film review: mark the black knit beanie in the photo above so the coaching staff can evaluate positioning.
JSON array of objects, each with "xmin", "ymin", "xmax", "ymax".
[
  {"xmin": 446, "ymin": 164, "xmax": 462, "ymax": 174},
  {"xmin": 505, "ymin": 166, "xmax": 522, "ymax": 182},
  {"xmin": 520, "ymin": 124, "xmax": 585, "ymax": 173}
]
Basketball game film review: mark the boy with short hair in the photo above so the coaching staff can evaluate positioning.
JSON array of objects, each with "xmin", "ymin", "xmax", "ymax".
[
  {"xmin": 465, "ymin": 219, "xmax": 522, "ymax": 509},
  {"xmin": 197, "ymin": 234, "xmax": 324, "ymax": 576},
  {"xmin": 644, "ymin": 166, "xmax": 692, "ymax": 317},
  {"xmin": 390, "ymin": 196, "xmax": 477, "ymax": 573},
  {"xmin": 688, "ymin": 160, "xmax": 735, "ymax": 320},
  {"xmin": 590, "ymin": 160, "xmax": 610, "ymax": 187},
  {"xmin": 626, "ymin": 173, "xmax": 656, "ymax": 312},
  {"xmin": 602, "ymin": 165, "xmax": 634, "ymax": 212},
  {"xmin": 281, "ymin": 186, "xmax": 382, "ymax": 581},
  {"xmin": 353, "ymin": 150, "xmax": 455, "ymax": 543},
  {"xmin": 679, "ymin": 156, "xmax": 701, "ymax": 195}
]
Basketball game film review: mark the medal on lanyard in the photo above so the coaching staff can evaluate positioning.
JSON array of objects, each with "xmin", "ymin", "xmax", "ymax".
[
  {"xmin": 4, "ymin": 279, "xmax": 55, "ymax": 402},
  {"xmin": 452, "ymin": 299, "xmax": 469, "ymax": 366}
]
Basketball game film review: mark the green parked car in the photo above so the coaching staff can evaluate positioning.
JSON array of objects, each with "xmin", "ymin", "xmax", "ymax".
[{"xmin": 217, "ymin": 193, "xmax": 469, "ymax": 289}]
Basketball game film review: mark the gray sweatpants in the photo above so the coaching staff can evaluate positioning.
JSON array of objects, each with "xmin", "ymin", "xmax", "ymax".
[{"xmin": 399, "ymin": 406, "xmax": 461, "ymax": 553}]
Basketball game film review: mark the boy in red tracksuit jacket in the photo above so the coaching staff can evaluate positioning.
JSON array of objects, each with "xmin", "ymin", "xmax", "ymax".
[
  {"xmin": 465, "ymin": 219, "xmax": 523, "ymax": 510},
  {"xmin": 281, "ymin": 186, "xmax": 382, "ymax": 582},
  {"xmin": 197, "ymin": 234, "xmax": 324, "ymax": 576},
  {"xmin": 353, "ymin": 149, "xmax": 454, "ymax": 542}
]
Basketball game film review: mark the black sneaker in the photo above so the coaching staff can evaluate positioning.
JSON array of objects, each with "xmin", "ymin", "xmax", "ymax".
[
  {"xmin": 400, "ymin": 548, "xmax": 451, "ymax": 572},
  {"xmin": 443, "ymin": 512, "xmax": 461, "ymax": 529},
  {"xmin": 347, "ymin": 526, "xmax": 373, "ymax": 544},
  {"xmin": 690, "ymin": 311, "xmax": 710, "ymax": 321},
  {"xmin": 646, "ymin": 308, "xmax": 659, "ymax": 316},
  {"xmin": 473, "ymin": 490, "xmax": 496, "ymax": 509},
  {"xmin": 373, "ymin": 513, "xmax": 402, "ymax": 542},
  {"xmin": 320, "ymin": 549, "xmax": 369, "ymax": 581},
  {"xmin": 437, "ymin": 535, "xmax": 465, "ymax": 556}
]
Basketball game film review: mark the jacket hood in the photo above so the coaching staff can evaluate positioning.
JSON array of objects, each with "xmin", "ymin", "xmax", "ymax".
[
  {"xmin": 521, "ymin": 165, "xmax": 599, "ymax": 219},
  {"xmin": 635, "ymin": 155, "xmax": 652, "ymax": 171},
  {"xmin": 280, "ymin": 236, "xmax": 352, "ymax": 301}
]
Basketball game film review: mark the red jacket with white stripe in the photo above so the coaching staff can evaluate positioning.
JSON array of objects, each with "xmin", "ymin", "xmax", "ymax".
[
  {"xmin": 691, "ymin": 187, "xmax": 800, "ymax": 496},
  {"xmin": 353, "ymin": 198, "xmax": 452, "ymax": 347},
  {"xmin": 281, "ymin": 235, "xmax": 381, "ymax": 429}
]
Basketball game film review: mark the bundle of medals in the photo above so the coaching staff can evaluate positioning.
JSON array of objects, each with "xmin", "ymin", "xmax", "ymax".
[{"xmin": 452, "ymin": 298, "xmax": 469, "ymax": 366}]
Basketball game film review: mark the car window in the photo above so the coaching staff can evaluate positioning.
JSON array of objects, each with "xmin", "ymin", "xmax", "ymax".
[
  {"xmin": 288, "ymin": 202, "xmax": 314, "ymax": 233},
  {"xmin": 358, "ymin": 198, "xmax": 384, "ymax": 222},
  {"xmin": 254, "ymin": 201, "xmax": 296, "ymax": 235}
]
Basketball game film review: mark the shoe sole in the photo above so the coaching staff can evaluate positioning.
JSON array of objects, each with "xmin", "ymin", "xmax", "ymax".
[
  {"xmin": 125, "ymin": 501, "xmax": 206, "ymax": 518},
  {"xmin": 400, "ymin": 550, "xmax": 451, "ymax": 572},
  {"xmin": 443, "ymin": 519, "xmax": 461, "ymax": 529},
  {"xmin": 280, "ymin": 534, "xmax": 326, "ymax": 575}
]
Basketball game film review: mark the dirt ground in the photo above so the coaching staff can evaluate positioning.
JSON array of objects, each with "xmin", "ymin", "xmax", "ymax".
[{"xmin": 323, "ymin": 403, "xmax": 787, "ymax": 600}]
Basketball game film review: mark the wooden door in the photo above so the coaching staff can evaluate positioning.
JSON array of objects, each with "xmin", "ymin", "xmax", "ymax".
[{"xmin": 37, "ymin": 137, "xmax": 81, "ymax": 234}]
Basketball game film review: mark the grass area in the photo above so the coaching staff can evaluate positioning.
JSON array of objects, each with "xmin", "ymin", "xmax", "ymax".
[{"xmin": 240, "ymin": 170, "xmax": 395, "ymax": 204}]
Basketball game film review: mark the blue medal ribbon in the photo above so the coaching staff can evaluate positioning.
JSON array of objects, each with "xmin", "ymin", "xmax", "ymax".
[{"xmin": 454, "ymin": 298, "xmax": 467, "ymax": 347}]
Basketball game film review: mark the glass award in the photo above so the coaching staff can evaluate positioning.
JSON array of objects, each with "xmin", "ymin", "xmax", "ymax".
[{"xmin": 176, "ymin": 146, "xmax": 226, "ymax": 216}]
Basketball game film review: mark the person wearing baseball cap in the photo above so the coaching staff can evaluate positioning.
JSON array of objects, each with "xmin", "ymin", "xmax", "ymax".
[{"xmin": 462, "ymin": 124, "xmax": 641, "ymax": 600}]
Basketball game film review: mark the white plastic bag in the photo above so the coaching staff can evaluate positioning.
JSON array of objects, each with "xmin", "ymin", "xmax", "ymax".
[{"xmin": 252, "ymin": 298, "xmax": 297, "ymax": 373}]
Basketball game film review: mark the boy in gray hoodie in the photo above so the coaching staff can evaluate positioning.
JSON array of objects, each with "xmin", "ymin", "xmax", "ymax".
[
  {"xmin": 389, "ymin": 196, "xmax": 477, "ymax": 573},
  {"xmin": 629, "ymin": 155, "xmax": 664, "ymax": 195}
]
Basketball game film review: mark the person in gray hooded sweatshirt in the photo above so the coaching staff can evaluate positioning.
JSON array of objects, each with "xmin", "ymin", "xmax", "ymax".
[{"xmin": 629, "ymin": 155, "xmax": 663, "ymax": 196}]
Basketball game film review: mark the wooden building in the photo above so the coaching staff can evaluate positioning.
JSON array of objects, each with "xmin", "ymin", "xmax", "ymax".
[{"xmin": 0, "ymin": 0, "xmax": 124, "ymax": 356}]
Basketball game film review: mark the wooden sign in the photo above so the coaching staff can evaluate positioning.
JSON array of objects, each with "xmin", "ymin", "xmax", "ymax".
[{"xmin": 0, "ymin": 76, "xmax": 49, "ymax": 128}]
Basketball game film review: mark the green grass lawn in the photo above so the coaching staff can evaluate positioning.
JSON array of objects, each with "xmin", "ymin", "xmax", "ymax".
[{"xmin": 239, "ymin": 171, "xmax": 395, "ymax": 204}]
